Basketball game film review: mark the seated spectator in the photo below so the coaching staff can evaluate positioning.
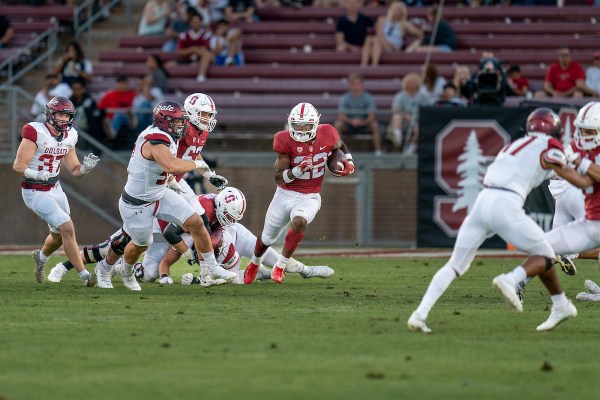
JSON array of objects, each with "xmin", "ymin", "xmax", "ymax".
[
  {"xmin": 184, "ymin": 0, "xmax": 211, "ymax": 23},
  {"xmin": 453, "ymin": 64, "xmax": 472, "ymax": 103},
  {"xmin": 30, "ymin": 73, "xmax": 72, "ymax": 122},
  {"xmin": 335, "ymin": 0, "xmax": 374, "ymax": 56},
  {"xmin": 334, "ymin": 72, "xmax": 382, "ymax": 156},
  {"xmin": 585, "ymin": 52, "xmax": 600, "ymax": 98},
  {"xmin": 53, "ymin": 40, "xmax": 93, "ymax": 87},
  {"xmin": 420, "ymin": 64, "xmax": 446, "ymax": 104},
  {"xmin": 0, "ymin": 15, "xmax": 14, "ymax": 48},
  {"xmin": 543, "ymin": 46, "xmax": 596, "ymax": 98},
  {"xmin": 98, "ymin": 75, "xmax": 137, "ymax": 144},
  {"xmin": 407, "ymin": 6, "xmax": 456, "ymax": 53},
  {"xmin": 224, "ymin": 0, "xmax": 257, "ymax": 23},
  {"xmin": 506, "ymin": 65, "xmax": 529, "ymax": 97},
  {"xmin": 361, "ymin": 1, "xmax": 421, "ymax": 67},
  {"xmin": 69, "ymin": 78, "xmax": 110, "ymax": 150},
  {"xmin": 175, "ymin": 12, "xmax": 213, "ymax": 82},
  {"xmin": 436, "ymin": 83, "xmax": 467, "ymax": 107},
  {"xmin": 132, "ymin": 75, "xmax": 165, "ymax": 132},
  {"xmin": 146, "ymin": 54, "xmax": 170, "ymax": 93},
  {"xmin": 162, "ymin": 2, "xmax": 195, "ymax": 52},
  {"xmin": 391, "ymin": 72, "xmax": 430, "ymax": 154},
  {"xmin": 210, "ymin": 19, "xmax": 244, "ymax": 66},
  {"xmin": 138, "ymin": 0, "xmax": 172, "ymax": 36}
]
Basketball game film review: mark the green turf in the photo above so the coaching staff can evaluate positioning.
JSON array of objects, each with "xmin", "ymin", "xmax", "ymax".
[{"xmin": 1, "ymin": 254, "xmax": 600, "ymax": 400}]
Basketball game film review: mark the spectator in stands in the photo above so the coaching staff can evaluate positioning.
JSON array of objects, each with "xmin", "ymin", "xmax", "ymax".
[
  {"xmin": 420, "ymin": 64, "xmax": 446, "ymax": 104},
  {"xmin": 162, "ymin": 2, "xmax": 195, "ymax": 52},
  {"xmin": 436, "ymin": 83, "xmax": 467, "ymax": 107},
  {"xmin": 585, "ymin": 52, "xmax": 600, "ymax": 98},
  {"xmin": 53, "ymin": 40, "xmax": 93, "ymax": 87},
  {"xmin": 361, "ymin": 1, "xmax": 421, "ymax": 67},
  {"xmin": 145, "ymin": 54, "xmax": 170, "ymax": 93},
  {"xmin": 209, "ymin": 19, "xmax": 244, "ymax": 66},
  {"xmin": 453, "ymin": 64, "xmax": 472, "ymax": 103},
  {"xmin": 132, "ymin": 75, "xmax": 165, "ymax": 133},
  {"xmin": 407, "ymin": 6, "xmax": 456, "ymax": 54},
  {"xmin": 335, "ymin": 0, "xmax": 374, "ymax": 59},
  {"xmin": 184, "ymin": 0, "xmax": 211, "ymax": 23},
  {"xmin": 0, "ymin": 15, "xmax": 14, "ymax": 48},
  {"xmin": 30, "ymin": 73, "xmax": 72, "ymax": 122},
  {"xmin": 69, "ymin": 78, "xmax": 109, "ymax": 149},
  {"xmin": 175, "ymin": 12, "xmax": 213, "ymax": 82},
  {"xmin": 506, "ymin": 65, "xmax": 529, "ymax": 97},
  {"xmin": 543, "ymin": 46, "xmax": 596, "ymax": 98},
  {"xmin": 391, "ymin": 72, "xmax": 430, "ymax": 154},
  {"xmin": 97, "ymin": 75, "xmax": 137, "ymax": 144},
  {"xmin": 138, "ymin": 0, "xmax": 172, "ymax": 36},
  {"xmin": 208, "ymin": 0, "xmax": 229, "ymax": 22},
  {"xmin": 335, "ymin": 72, "xmax": 382, "ymax": 156},
  {"xmin": 224, "ymin": 0, "xmax": 257, "ymax": 23}
]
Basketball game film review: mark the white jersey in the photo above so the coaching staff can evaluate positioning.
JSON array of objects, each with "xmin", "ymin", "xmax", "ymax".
[
  {"xmin": 21, "ymin": 122, "xmax": 78, "ymax": 182},
  {"xmin": 483, "ymin": 134, "xmax": 562, "ymax": 200},
  {"xmin": 123, "ymin": 126, "xmax": 178, "ymax": 202}
]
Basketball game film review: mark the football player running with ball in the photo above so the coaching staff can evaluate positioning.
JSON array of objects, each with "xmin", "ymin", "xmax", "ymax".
[
  {"xmin": 408, "ymin": 108, "xmax": 594, "ymax": 333},
  {"xmin": 13, "ymin": 96, "xmax": 99, "ymax": 286},
  {"xmin": 243, "ymin": 103, "xmax": 354, "ymax": 285}
]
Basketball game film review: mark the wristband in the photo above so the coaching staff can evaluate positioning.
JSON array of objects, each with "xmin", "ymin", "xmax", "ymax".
[
  {"xmin": 202, "ymin": 170, "xmax": 215, "ymax": 179},
  {"xmin": 578, "ymin": 158, "xmax": 592, "ymax": 175},
  {"xmin": 291, "ymin": 166, "xmax": 303, "ymax": 178},
  {"xmin": 282, "ymin": 169, "xmax": 295, "ymax": 183},
  {"xmin": 24, "ymin": 168, "xmax": 38, "ymax": 180},
  {"xmin": 194, "ymin": 160, "xmax": 209, "ymax": 170},
  {"xmin": 345, "ymin": 153, "xmax": 354, "ymax": 164}
]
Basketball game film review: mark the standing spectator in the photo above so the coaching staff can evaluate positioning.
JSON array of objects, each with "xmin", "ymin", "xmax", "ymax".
[
  {"xmin": 138, "ymin": 0, "xmax": 172, "ymax": 36},
  {"xmin": 209, "ymin": 19, "xmax": 244, "ymax": 66},
  {"xmin": 162, "ymin": 2, "xmax": 194, "ymax": 52},
  {"xmin": 585, "ymin": 52, "xmax": 600, "ymax": 98},
  {"xmin": 53, "ymin": 40, "xmax": 93, "ymax": 87},
  {"xmin": 335, "ymin": 72, "xmax": 382, "ymax": 155},
  {"xmin": 224, "ymin": 0, "xmax": 257, "ymax": 23},
  {"xmin": 361, "ymin": 1, "xmax": 421, "ymax": 67},
  {"xmin": 453, "ymin": 64, "xmax": 472, "ymax": 103},
  {"xmin": 98, "ymin": 75, "xmax": 137, "ymax": 145},
  {"xmin": 506, "ymin": 65, "xmax": 530, "ymax": 97},
  {"xmin": 145, "ymin": 54, "xmax": 170, "ymax": 93},
  {"xmin": 69, "ymin": 78, "xmax": 109, "ymax": 149},
  {"xmin": 0, "ymin": 15, "xmax": 14, "ymax": 48},
  {"xmin": 407, "ymin": 6, "xmax": 456, "ymax": 53},
  {"xmin": 543, "ymin": 46, "xmax": 595, "ymax": 98},
  {"xmin": 335, "ymin": 0, "xmax": 374, "ymax": 59},
  {"xmin": 175, "ymin": 12, "xmax": 213, "ymax": 82},
  {"xmin": 420, "ymin": 64, "xmax": 446, "ymax": 104},
  {"xmin": 31, "ymin": 73, "xmax": 72, "ymax": 122},
  {"xmin": 391, "ymin": 72, "xmax": 430, "ymax": 154}
]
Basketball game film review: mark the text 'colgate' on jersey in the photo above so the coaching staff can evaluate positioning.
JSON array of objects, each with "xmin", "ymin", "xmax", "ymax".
[
  {"xmin": 274, "ymin": 124, "xmax": 340, "ymax": 194},
  {"xmin": 175, "ymin": 125, "xmax": 208, "ymax": 182},
  {"xmin": 573, "ymin": 143, "xmax": 600, "ymax": 220}
]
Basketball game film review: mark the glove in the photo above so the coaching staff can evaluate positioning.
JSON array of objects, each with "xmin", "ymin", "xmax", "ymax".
[
  {"xmin": 167, "ymin": 178, "xmax": 186, "ymax": 194},
  {"xmin": 80, "ymin": 153, "xmax": 99, "ymax": 174},
  {"xmin": 298, "ymin": 156, "xmax": 313, "ymax": 172},
  {"xmin": 563, "ymin": 146, "xmax": 580, "ymax": 168},
  {"xmin": 158, "ymin": 274, "xmax": 174, "ymax": 285},
  {"xmin": 36, "ymin": 170, "xmax": 50, "ymax": 181},
  {"xmin": 208, "ymin": 173, "xmax": 228, "ymax": 191},
  {"xmin": 186, "ymin": 244, "xmax": 199, "ymax": 266},
  {"xmin": 340, "ymin": 159, "xmax": 355, "ymax": 175},
  {"xmin": 181, "ymin": 273, "xmax": 195, "ymax": 285}
]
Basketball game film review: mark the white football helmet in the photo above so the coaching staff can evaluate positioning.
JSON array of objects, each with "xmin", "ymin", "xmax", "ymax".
[
  {"xmin": 288, "ymin": 102, "xmax": 320, "ymax": 143},
  {"xmin": 184, "ymin": 93, "xmax": 217, "ymax": 132},
  {"xmin": 574, "ymin": 102, "xmax": 600, "ymax": 150},
  {"xmin": 214, "ymin": 187, "xmax": 246, "ymax": 227}
]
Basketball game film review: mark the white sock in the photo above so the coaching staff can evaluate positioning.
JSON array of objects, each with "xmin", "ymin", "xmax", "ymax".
[
  {"xmin": 415, "ymin": 264, "xmax": 458, "ymax": 320},
  {"xmin": 39, "ymin": 251, "xmax": 49, "ymax": 262},
  {"xmin": 250, "ymin": 254, "xmax": 265, "ymax": 266},
  {"xmin": 276, "ymin": 255, "xmax": 289, "ymax": 269},
  {"xmin": 506, "ymin": 266, "xmax": 527, "ymax": 286},
  {"xmin": 99, "ymin": 258, "xmax": 113, "ymax": 271},
  {"xmin": 122, "ymin": 260, "xmax": 134, "ymax": 274},
  {"xmin": 199, "ymin": 260, "xmax": 208, "ymax": 279},
  {"xmin": 201, "ymin": 251, "xmax": 217, "ymax": 267},
  {"xmin": 551, "ymin": 292, "xmax": 568, "ymax": 308},
  {"xmin": 79, "ymin": 269, "xmax": 90, "ymax": 280}
]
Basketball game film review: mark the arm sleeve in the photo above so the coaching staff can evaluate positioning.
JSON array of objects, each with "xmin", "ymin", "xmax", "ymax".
[{"xmin": 163, "ymin": 223, "xmax": 185, "ymax": 245}]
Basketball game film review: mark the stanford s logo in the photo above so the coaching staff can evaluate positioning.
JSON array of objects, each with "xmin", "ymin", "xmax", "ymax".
[{"xmin": 434, "ymin": 121, "xmax": 510, "ymax": 236}]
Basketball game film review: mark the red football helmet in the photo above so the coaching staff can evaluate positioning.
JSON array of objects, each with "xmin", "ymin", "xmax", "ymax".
[
  {"xmin": 152, "ymin": 101, "xmax": 188, "ymax": 140},
  {"xmin": 526, "ymin": 108, "xmax": 562, "ymax": 139},
  {"xmin": 45, "ymin": 96, "xmax": 76, "ymax": 137}
]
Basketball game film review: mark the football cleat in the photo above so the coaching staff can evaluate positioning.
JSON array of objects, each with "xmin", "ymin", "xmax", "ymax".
[
  {"xmin": 32, "ymin": 249, "xmax": 46, "ymax": 283},
  {"xmin": 115, "ymin": 262, "xmax": 142, "ymax": 291},
  {"xmin": 536, "ymin": 300, "xmax": 577, "ymax": 331},
  {"xmin": 576, "ymin": 292, "xmax": 600, "ymax": 302},
  {"xmin": 208, "ymin": 264, "xmax": 236, "ymax": 282},
  {"xmin": 95, "ymin": 262, "xmax": 114, "ymax": 289},
  {"xmin": 48, "ymin": 263, "xmax": 69, "ymax": 283},
  {"xmin": 271, "ymin": 266, "xmax": 286, "ymax": 284},
  {"xmin": 492, "ymin": 274, "xmax": 523, "ymax": 312},
  {"xmin": 407, "ymin": 311, "xmax": 432, "ymax": 333},
  {"xmin": 556, "ymin": 255, "xmax": 576, "ymax": 276},
  {"xmin": 299, "ymin": 266, "xmax": 335, "ymax": 279},
  {"xmin": 584, "ymin": 279, "xmax": 600, "ymax": 294},
  {"xmin": 243, "ymin": 262, "xmax": 260, "ymax": 284}
]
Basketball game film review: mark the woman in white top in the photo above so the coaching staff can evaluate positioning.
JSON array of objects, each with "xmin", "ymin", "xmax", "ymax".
[
  {"xmin": 419, "ymin": 64, "xmax": 446, "ymax": 104},
  {"xmin": 361, "ymin": 1, "xmax": 421, "ymax": 67},
  {"xmin": 138, "ymin": 0, "xmax": 171, "ymax": 36}
]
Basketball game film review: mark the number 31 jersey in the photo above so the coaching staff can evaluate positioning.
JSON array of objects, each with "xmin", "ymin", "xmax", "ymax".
[
  {"xmin": 21, "ymin": 122, "xmax": 78, "ymax": 179},
  {"xmin": 273, "ymin": 124, "xmax": 340, "ymax": 194}
]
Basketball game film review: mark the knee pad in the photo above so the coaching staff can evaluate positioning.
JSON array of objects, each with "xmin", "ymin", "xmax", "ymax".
[{"xmin": 111, "ymin": 230, "xmax": 132, "ymax": 256}]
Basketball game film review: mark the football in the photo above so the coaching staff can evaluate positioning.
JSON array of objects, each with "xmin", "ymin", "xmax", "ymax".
[{"xmin": 327, "ymin": 149, "xmax": 346, "ymax": 176}]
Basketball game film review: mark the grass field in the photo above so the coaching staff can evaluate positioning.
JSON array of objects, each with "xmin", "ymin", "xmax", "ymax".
[{"xmin": 1, "ymin": 254, "xmax": 600, "ymax": 400}]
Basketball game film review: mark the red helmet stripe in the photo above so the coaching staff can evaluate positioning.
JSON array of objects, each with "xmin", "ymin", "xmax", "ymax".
[
  {"xmin": 581, "ymin": 102, "xmax": 598, "ymax": 121},
  {"xmin": 299, "ymin": 103, "xmax": 306, "ymax": 118},
  {"xmin": 207, "ymin": 96, "xmax": 215, "ymax": 111}
]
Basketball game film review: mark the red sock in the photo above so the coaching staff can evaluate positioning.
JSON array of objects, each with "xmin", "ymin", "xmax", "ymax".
[
  {"xmin": 254, "ymin": 237, "xmax": 270, "ymax": 258},
  {"xmin": 283, "ymin": 228, "xmax": 304, "ymax": 256}
]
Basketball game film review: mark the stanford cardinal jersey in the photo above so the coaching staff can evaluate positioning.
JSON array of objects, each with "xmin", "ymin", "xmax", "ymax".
[
  {"xmin": 274, "ymin": 124, "xmax": 340, "ymax": 194},
  {"xmin": 175, "ymin": 125, "xmax": 208, "ymax": 181},
  {"xmin": 573, "ymin": 144, "xmax": 600, "ymax": 220},
  {"xmin": 21, "ymin": 122, "xmax": 78, "ymax": 180}
]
